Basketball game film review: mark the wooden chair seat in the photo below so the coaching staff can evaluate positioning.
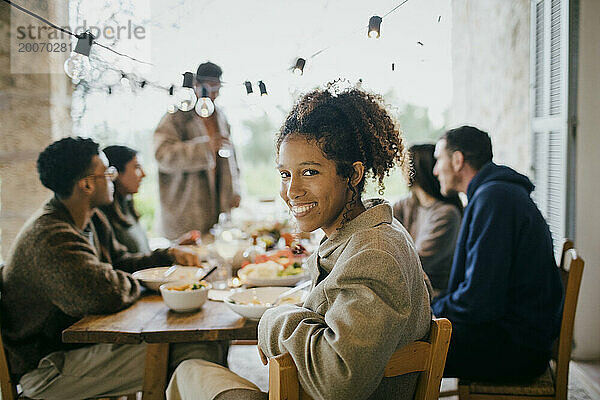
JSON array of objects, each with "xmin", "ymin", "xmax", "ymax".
[
  {"xmin": 268, "ymin": 318, "xmax": 452, "ymax": 400},
  {"xmin": 463, "ymin": 366, "xmax": 554, "ymax": 396},
  {"xmin": 448, "ymin": 240, "xmax": 585, "ymax": 400}
]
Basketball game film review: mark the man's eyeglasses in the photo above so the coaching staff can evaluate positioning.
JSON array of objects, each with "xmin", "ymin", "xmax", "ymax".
[{"xmin": 83, "ymin": 166, "xmax": 118, "ymax": 182}]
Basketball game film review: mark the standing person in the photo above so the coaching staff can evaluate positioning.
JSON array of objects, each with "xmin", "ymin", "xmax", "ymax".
[
  {"xmin": 393, "ymin": 143, "xmax": 462, "ymax": 296},
  {"xmin": 1, "ymin": 137, "xmax": 227, "ymax": 399},
  {"xmin": 100, "ymin": 145, "xmax": 201, "ymax": 253},
  {"xmin": 154, "ymin": 61, "xmax": 241, "ymax": 239},
  {"xmin": 166, "ymin": 83, "xmax": 431, "ymax": 400},
  {"xmin": 431, "ymin": 126, "xmax": 563, "ymax": 381}
]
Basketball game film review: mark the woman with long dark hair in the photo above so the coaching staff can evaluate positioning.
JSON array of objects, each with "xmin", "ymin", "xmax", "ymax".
[
  {"xmin": 100, "ymin": 146, "xmax": 200, "ymax": 253},
  {"xmin": 394, "ymin": 143, "xmax": 462, "ymax": 295}
]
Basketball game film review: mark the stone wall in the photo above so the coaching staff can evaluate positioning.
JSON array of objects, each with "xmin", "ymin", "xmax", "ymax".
[
  {"xmin": 449, "ymin": 0, "xmax": 531, "ymax": 174},
  {"xmin": 0, "ymin": 1, "xmax": 71, "ymax": 260}
]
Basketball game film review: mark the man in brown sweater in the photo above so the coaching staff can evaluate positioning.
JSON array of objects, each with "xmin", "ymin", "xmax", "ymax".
[{"xmin": 1, "ymin": 137, "xmax": 226, "ymax": 399}]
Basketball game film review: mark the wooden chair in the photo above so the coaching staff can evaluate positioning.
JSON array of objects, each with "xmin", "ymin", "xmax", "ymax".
[
  {"xmin": 0, "ymin": 264, "xmax": 136, "ymax": 400},
  {"xmin": 455, "ymin": 239, "xmax": 584, "ymax": 400},
  {"xmin": 267, "ymin": 318, "xmax": 452, "ymax": 400}
]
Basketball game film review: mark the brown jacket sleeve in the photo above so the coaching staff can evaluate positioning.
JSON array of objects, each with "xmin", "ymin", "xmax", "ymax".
[
  {"xmin": 39, "ymin": 221, "xmax": 141, "ymax": 317},
  {"xmin": 92, "ymin": 211, "xmax": 174, "ymax": 273}
]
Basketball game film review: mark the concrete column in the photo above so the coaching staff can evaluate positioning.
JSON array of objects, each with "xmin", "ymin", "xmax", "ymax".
[
  {"xmin": 449, "ymin": 0, "xmax": 531, "ymax": 174},
  {"xmin": 0, "ymin": 1, "xmax": 72, "ymax": 260}
]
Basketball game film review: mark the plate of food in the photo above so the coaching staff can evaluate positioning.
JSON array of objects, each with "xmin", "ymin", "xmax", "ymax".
[
  {"xmin": 224, "ymin": 286, "xmax": 309, "ymax": 320},
  {"xmin": 238, "ymin": 249, "xmax": 308, "ymax": 287},
  {"xmin": 132, "ymin": 266, "xmax": 206, "ymax": 291}
]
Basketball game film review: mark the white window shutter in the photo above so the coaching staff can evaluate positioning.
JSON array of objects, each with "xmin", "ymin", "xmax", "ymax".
[{"xmin": 530, "ymin": 0, "xmax": 573, "ymax": 260}]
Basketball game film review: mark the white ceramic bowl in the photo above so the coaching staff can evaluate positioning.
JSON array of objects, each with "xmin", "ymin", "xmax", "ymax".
[
  {"xmin": 159, "ymin": 281, "xmax": 210, "ymax": 312},
  {"xmin": 224, "ymin": 286, "xmax": 308, "ymax": 321},
  {"xmin": 133, "ymin": 266, "xmax": 205, "ymax": 291}
]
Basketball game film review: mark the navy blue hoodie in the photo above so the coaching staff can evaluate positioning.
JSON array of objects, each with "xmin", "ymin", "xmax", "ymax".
[{"xmin": 432, "ymin": 162, "xmax": 563, "ymax": 353}]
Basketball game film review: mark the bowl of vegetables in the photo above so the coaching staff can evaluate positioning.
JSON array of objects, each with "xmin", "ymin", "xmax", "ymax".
[
  {"xmin": 238, "ymin": 249, "xmax": 307, "ymax": 286},
  {"xmin": 225, "ymin": 286, "xmax": 309, "ymax": 320},
  {"xmin": 159, "ymin": 281, "xmax": 211, "ymax": 312}
]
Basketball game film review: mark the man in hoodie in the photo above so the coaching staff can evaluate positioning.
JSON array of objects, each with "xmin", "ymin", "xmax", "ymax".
[{"xmin": 431, "ymin": 126, "xmax": 563, "ymax": 381}]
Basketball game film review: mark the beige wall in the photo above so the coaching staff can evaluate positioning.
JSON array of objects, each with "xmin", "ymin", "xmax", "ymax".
[
  {"xmin": 572, "ymin": 0, "xmax": 600, "ymax": 360},
  {"xmin": 0, "ymin": 1, "xmax": 71, "ymax": 260},
  {"xmin": 449, "ymin": 0, "xmax": 531, "ymax": 175}
]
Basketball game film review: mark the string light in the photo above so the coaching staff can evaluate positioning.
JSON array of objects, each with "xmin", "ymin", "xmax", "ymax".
[
  {"xmin": 120, "ymin": 73, "xmax": 131, "ymax": 92},
  {"xmin": 368, "ymin": 16, "xmax": 382, "ymax": 38},
  {"xmin": 258, "ymin": 81, "xmax": 268, "ymax": 96},
  {"xmin": 167, "ymin": 85, "xmax": 178, "ymax": 113},
  {"xmin": 64, "ymin": 32, "xmax": 94, "ymax": 82},
  {"xmin": 244, "ymin": 81, "xmax": 253, "ymax": 94},
  {"xmin": 5, "ymin": 0, "xmax": 418, "ymax": 101},
  {"xmin": 293, "ymin": 58, "xmax": 306, "ymax": 75},
  {"xmin": 175, "ymin": 72, "xmax": 197, "ymax": 112},
  {"xmin": 195, "ymin": 87, "xmax": 215, "ymax": 117}
]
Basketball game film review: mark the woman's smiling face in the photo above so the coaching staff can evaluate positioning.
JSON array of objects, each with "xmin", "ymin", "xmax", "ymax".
[{"xmin": 278, "ymin": 135, "xmax": 352, "ymax": 237}]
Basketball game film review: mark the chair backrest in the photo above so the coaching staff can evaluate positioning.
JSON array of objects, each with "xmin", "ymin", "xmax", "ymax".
[
  {"xmin": 553, "ymin": 241, "xmax": 584, "ymax": 400},
  {"xmin": 0, "ymin": 264, "xmax": 18, "ymax": 400},
  {"xmin": 268, "ymin": 318, "xmax": 452, "ymax": 400}
]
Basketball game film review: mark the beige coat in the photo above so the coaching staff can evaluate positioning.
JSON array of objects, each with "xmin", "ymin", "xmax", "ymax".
[
  {"xmin": 258, "ymin": 199, "xmax": 431, "ymax": 400},
  {"xmin": 154, "ymin": 109, "xmax": 240, "ymax": 238}
]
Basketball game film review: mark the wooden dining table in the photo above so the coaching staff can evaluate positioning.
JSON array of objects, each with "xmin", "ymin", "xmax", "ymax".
[{"xmin": 62, "ymin": 292, "xmax": 258, "ymax": 400}]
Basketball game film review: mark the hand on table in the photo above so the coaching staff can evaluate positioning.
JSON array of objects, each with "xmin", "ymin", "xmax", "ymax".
[{"xmin": 176, "ymin": 230, "xmax": 202, "ymax": 246}]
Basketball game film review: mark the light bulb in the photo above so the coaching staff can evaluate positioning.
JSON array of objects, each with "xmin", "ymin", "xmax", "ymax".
[
  {"xmin": 120, "ymin": 76, "xmax": 131, "ymax": 92},
  {"xmin": 167, "ymin": 103, "xmax": 178, "ymax": 113},
  {"xmin": 195, "ymin": 96, "xmax": 215, "ymax": 118},
  {"xmin": 175, "ymin": 87, "xmax": 197, "ymax": 112},
  {"xmin": 292, "ymin": 58, "xmax": 305, "ymax": 76},
  {"xmin": 368, "ymin": 16, "xmax": 382, "ymax": 38},
  {"xmin": 64, "ymin": 53, "xmax": 91, "ymax": 81}
]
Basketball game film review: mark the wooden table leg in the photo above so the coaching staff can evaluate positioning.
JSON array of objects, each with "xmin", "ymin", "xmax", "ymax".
[{"xmin": 142, "ymin": 343, "xmax": 169, "ymax": 400}]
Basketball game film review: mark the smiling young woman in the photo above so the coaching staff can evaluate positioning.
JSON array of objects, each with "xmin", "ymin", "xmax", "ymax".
[
  {"xmin": 165, "ymin": 82, "xmax": 432, "ymax": 400},
  {"xmin": 259, "ymin": 82, "xmax": 432, "ymax": 399}
]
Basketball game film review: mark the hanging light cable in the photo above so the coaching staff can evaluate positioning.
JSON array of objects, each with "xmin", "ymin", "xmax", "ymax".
[
  {"xmin": 292, "ymin": 58, "xmax": 306, "ymax": 75},
  {"xmin": 64, "ymin": 32, "xmax": 94, "ymax": 82},
  {"xmin": 368, "ymin": 16, "xmax": 382, "ymax": 38}
]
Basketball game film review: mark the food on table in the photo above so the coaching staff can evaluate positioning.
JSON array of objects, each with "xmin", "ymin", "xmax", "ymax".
[
  {"xmin": 166, "ymin": 281, "xmax": 209, "ymax": 292},
  {"xmin": 228, "ymin": 294, "xmax": 301, "ymax": 307},
  {"xmin": 240, "ymin": 248, "xmax": 305, "ymax": 280}
]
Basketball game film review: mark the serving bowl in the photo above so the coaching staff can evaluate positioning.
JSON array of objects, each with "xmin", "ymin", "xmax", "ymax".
[
  {"xmin": 132, "ymin": 266, "xmax": 205, "ymax": 291},
  {"xmin": 159, "ymin": 281, "xmax": 210, "ymax": 312},
  {"xmin": 224, "ymin": 286, "xmax": 308, "ymax": 321}
]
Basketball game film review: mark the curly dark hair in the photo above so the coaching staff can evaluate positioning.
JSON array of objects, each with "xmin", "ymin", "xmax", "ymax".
[
  {"xmin": 276, "ymin": 82, "xmax": 408, "ymax": 201},
  {"xmin": 37, "ymin": 137, "xmax": 99, "ymax": 198}
]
